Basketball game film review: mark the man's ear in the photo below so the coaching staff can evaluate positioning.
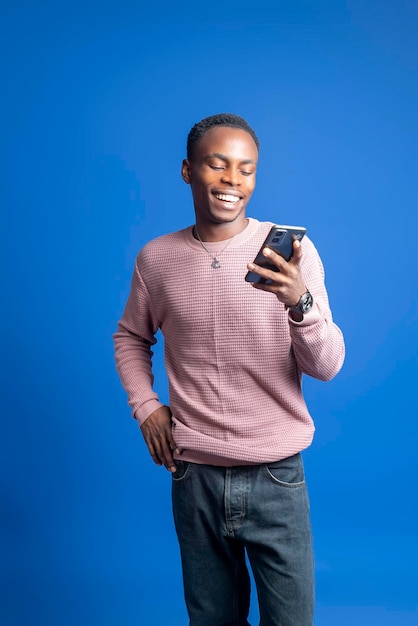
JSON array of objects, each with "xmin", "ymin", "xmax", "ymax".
[{"xmin": 181, "ymin": 159, "xmax": 191, "ymax": 184}]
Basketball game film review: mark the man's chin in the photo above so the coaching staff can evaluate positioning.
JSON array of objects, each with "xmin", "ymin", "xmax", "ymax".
[{"xmin": 208, "ymin": 206, "xmax": 246, "ymax": 224}]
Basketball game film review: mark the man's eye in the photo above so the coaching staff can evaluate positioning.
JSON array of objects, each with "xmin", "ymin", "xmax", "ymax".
[
  {"xmin": 240, "ymin": 171, "xmax": 253, "ymax": 176},
  {"xmin": 210, "ymin": 165, "xmax": 224, "ymax": 171}
]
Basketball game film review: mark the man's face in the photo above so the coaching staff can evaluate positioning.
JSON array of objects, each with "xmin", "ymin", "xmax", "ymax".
[{"xmin": 182, "ymin": 126, "xmax": 258, "ymax": 229}]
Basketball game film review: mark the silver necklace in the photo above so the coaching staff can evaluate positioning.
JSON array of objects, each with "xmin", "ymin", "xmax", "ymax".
[{"xmin": 194, "ymin": 226, "xmax": 232, "ymax": 269}]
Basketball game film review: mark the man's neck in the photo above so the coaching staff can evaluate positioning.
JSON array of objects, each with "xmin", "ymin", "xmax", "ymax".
[{"xmin": 194, "ymin": 219, "xmax": 249, "ymax": 242}]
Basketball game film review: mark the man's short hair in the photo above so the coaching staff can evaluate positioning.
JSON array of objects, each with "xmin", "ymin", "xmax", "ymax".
[{"xmin": 186, "ymin": 113, "xmax": 260, "ymax": 160}]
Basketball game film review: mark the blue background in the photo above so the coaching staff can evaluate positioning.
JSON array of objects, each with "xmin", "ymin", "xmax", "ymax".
[{"xmin": 2, "ymin": 1, "xmax": 417, "ymax": 624}]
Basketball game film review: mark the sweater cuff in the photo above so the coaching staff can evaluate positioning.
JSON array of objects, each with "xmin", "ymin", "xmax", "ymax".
[
  {"xmin": 134, "ymin": 399, "xmax": 165, "ymax": 425},
  {"xmin": 287, "ymin": 303, "xmax": 322, "ymax": 327}
]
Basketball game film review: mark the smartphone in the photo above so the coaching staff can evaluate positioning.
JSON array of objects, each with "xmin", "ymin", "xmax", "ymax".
[{"xmin": 245, "ymin": 224, "xmax": 307, "ymax": 284}]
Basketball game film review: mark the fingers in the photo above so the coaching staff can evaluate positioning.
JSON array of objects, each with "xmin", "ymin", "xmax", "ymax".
[
  {"xmin": 263, "ymin": 240, "xmax": 302, "ymax": 268},
  {"xmin": 147, "ymin": 432, "xmax": 176, "ymax": 472},
  {"xmin": 140, "ymin": 406, "xmax": 181, "ymax": 473},
  {"xmin": 246, "ymin": 248, "xmax": 286, "ymax": 285},
  {"xmin": 248, "ymin": 239, "xmax": 303, "ymax": 277}
]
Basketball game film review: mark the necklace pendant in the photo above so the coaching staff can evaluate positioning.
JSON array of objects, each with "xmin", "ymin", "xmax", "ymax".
[{"xmin": 211, "ymin": 258, "xmax": 221, "ymax": 269}]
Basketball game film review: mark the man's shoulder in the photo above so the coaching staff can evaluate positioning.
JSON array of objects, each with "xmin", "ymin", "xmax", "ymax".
[{"xmin": 139, "ymin": 226, "xmax": 191, "ymax": 257}]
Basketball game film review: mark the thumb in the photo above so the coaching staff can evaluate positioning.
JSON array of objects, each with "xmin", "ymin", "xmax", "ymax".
[{"xmin": 291, "ymin": 239, "xmax": 303, "ymax": 264}]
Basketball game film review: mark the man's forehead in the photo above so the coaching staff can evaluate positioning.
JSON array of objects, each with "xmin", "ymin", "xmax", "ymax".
[{"xmin": 196, "ymin": 126, "xmax": 258, "ymax": 158}]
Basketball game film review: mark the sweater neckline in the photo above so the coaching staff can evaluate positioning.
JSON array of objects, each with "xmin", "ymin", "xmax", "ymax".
[{"xmin": 183, "ymin": 217, "xmax": 260, "ymax": 252}]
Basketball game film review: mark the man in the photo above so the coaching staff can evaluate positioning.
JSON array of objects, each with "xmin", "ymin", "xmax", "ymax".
[{"xmin": 113, "ymin": 113, "xmax": 345, "ymax": 626}]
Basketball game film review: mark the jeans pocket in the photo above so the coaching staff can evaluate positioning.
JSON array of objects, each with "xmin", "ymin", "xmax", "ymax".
[
  {"xmin": 264, "ymin": 453, "xmax": 306, "ymax": 488},
  {"xmin": 171, "ymin": 460, "xmax": 190, "ymax": 482}
]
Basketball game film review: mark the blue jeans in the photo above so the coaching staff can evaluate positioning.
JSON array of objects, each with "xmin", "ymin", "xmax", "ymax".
[{"xmin": 171, "ymin": 454, "xmax": 314, "ymax": 626}]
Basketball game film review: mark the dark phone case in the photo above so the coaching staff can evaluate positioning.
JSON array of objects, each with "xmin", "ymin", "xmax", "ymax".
[{"xmin": 245, "ymin": 224, "xmax": 306, "ymax": 284}]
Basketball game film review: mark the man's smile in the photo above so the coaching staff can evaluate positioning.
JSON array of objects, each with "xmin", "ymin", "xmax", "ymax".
[{"xmin": 213, "ymin": 192, "xmax": 241, "ymax": 204}]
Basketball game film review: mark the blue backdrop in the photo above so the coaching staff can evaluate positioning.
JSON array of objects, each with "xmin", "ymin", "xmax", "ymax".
[{"xmin": 2, "ymin": 1, "xmax": 417, "ymax": 624}]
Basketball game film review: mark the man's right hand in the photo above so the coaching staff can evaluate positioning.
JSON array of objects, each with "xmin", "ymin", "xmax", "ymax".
[{"xmin": 140, "ymin": 405, "xmax": 181, "ymax": 472}]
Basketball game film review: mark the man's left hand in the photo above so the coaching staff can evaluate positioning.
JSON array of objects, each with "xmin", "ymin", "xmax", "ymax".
[{"xmin": 247, "ymin": 239, "xmax": 306, "ymax": 307}]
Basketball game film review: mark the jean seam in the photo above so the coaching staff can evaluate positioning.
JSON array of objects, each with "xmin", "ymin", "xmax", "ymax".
[{"xmin": 263, "ymin": 466, "xmax": 306, "ymax": 488}]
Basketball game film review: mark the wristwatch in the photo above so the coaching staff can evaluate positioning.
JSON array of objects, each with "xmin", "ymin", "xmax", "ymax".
[{"xmin": 288, "ymin": 291, "xmax": 314, "ymax": 315}]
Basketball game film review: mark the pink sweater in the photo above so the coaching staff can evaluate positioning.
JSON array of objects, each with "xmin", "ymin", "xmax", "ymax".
[{"xmin": 113, "ymin": 218, "xmax": 345, "ymax": 465}]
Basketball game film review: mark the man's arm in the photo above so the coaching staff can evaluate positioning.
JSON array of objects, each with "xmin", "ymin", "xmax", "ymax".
[
  {"xmin": 247, "ymin": 238, "xmax": 345, "ymax": 381},
  {"xmin": 113, "ymin": 259, "xmax": 180, "ymax": 471}
]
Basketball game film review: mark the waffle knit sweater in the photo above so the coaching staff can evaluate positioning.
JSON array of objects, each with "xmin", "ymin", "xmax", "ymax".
[{"xmin": 113, "ymin": 218, "xmax": 345, "ymax": 466}]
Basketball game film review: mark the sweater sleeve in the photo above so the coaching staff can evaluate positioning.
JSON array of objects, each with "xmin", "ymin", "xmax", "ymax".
[
  {"xmin": 287, "ymin": 239, "xmax": 345, "ymax": 381},
  {"xmin": 113, "ymin": 257, "xmax": 164, "ymax": 424}
]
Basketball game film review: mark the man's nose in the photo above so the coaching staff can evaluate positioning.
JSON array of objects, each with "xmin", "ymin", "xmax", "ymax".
[{"xmin": 220, "ymin": 168, "xmax": 241, "ymax": 185}]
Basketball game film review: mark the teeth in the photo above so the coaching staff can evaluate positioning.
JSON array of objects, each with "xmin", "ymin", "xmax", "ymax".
[{"xmin": 216, "ymin": 194, "xmax": 240, "ymax": 203}]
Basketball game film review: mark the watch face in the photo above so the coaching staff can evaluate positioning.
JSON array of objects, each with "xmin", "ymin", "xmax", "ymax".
[{"xmin": 300, "ymin": 292, "xmax": 313, "ymax": 313}]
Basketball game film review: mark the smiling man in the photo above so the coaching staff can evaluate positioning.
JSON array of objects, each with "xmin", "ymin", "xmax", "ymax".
[
  {"xmin": 182, "ymin": 123, "xmax": 258, "ymax": 236},
  {"xmin": 113, "ymin": 113, "xmax": 345, "ymax": 626}
]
